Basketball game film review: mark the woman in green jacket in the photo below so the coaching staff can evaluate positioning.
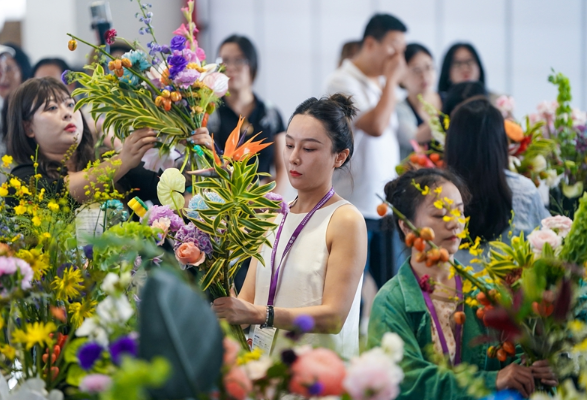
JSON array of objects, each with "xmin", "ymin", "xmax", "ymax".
[{"xmin": 368, "ymin": 168, "xmax": 557, "ymax": 399}]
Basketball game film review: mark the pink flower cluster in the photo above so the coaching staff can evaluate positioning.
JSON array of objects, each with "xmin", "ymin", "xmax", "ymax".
[
  {"xmin": 527, "ymin": 215, "xmax": 573, "ymax": 253},
  {"xmin": 0, "ymin": 256, "xmax": 33, "ymax": 290}
]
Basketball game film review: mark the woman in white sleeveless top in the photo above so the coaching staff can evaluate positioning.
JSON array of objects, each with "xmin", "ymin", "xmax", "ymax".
[{"xmin": 212, "ymin": 94, "xmax": 367, "ymax": 359}]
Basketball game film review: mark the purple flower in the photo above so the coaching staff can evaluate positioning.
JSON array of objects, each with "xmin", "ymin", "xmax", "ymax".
[
  {"xmin": 78, "ymin": 342, "xmax": 103, "ymax": 370},
  {"xmin": 174, "ymin": 222, "xmax": 213, "ymax": 255},
  {"xmin": 308, "ymin": 382, "xmax": 323, "ymax": 396},
  {"xmin": 173, "ymin": 69, "xmax": 200, "ymax": 89},
  {"xmin": 109, "ymin": 335, "xmax": 137, "ymax": 365},
  {"xmin": 265, "ymin": 192, "xmax": 289, "ymax": 215},
  {"xmin": 83, "ymin": 245, "xmax": 94, "ymax": 260},
  {"xmin": 170, "ymin": 35, "xmax": 187, "ymax": 51},
  {"xmin": 61, "ymin": 70, "xmax": 71, "ymax": 85},
  {"xmin": 145, "ymin": 205, "xmax": 184, "ymax": 232},
  {"xmin": 293, "ymin": 315, "xmax": 314, "ymax": 333},
  {"xmin": 167, "ymin": 54, "xmax": 188, "ymax": 79},
  {"xmin": 281, "ymin": 349, "xmax": 298, "ymax": 365}
]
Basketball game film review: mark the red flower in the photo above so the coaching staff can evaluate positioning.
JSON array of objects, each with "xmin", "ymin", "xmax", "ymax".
[
  {"xmin": 105, "ymin": 29, "xmax": 117, "ymax": 45},
  {"xmin": 418, "ymin": 274, "xmax": 435, "ymax": 293},
  {"xmin": 483, "ymin": 307, "xmax": 522, "ymax": 339}
]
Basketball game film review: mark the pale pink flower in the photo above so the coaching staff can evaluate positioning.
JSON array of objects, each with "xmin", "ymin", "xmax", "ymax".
[
  {"xmin": 202, "ymin": 72, "xmax": 229, "ymax": 97},
  {"xmin": 537, "ymin": 101, "xmax": 558, "ymax": 117},
  {"xmin": 527, "ymin": 229, "xmax": 562, "ymax": 253},
  {"xmin": 344, "ymin": 348, "xmax": 404, "ymax": 400},
  {"xmin": 0, "ymin": 256, "xmax": 18, "ymax": 276},
  {"xmin": 242, "ymin": 356, "xmax": 272, "ymax": 381},
  {"xmin": 224, "ymin": 366, "xmax": 252, "ymax": 400},
  {"xmin": 175, "ymin": 242, "xmax": 206, "ymax": 266},
  {"xmin": 528, "ymin": 113, "xmax": 543, "ymax": 126},
  {"xmin": 571, "ymin": 108, "xmax": 587, "ymax": 127},
  {"xmin": 173, "ymin": 24, "xmax": 192, "ymax": 39},
  {"xmin": 141, "ymin": 147, "xmax": 182, "ymax": 172},
  {"xmin": 16, "ymin": 258, "xmax": 33, "ymax": 290},
  {"xmin": 495, "ymin": 95, "xmax": 515, "ymax": 118},
  {"xmin": 79, "ymin": 374, "xmax": 112, "ymax": 393},
  {"xmin": 289, "ymin": 348, "xmax": 346, "ymax": 397},
  {"xmin": 223, "ymin": 337, "xmax": 240, "ymax": 366},
  {"xmin": 196, "ymin": 47, "xmax": 206, "ymax": 62},
  {"xmin": 541, "ymin": 215, "xmax": 573, "ymax": 238},
  {"xmin": 152, "ymin": 217, "xmax": 171, "ymax": 245}
]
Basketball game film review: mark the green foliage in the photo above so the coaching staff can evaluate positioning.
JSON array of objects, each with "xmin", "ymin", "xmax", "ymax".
[
  {"xmin": 100, "ymin": 357, "xmax": 170, "ymax": 400},
  {"xmin": 559, "ymin": 192, "xmax": 587, "ymax": 265},
  {"xmin": 485, "ymin": 232, "xmax": 533, "ymax": 282}
]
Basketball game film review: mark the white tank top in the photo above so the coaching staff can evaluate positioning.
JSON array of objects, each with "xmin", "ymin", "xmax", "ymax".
[{"xmin": 253, "ymin": 199, "xmax": 362, "ymax": 360}]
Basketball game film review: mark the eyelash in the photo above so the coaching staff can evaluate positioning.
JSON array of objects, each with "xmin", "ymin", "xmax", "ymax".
[{"xmin": 285, "ymin": 144, "xmax": 315, "ymax": 152}]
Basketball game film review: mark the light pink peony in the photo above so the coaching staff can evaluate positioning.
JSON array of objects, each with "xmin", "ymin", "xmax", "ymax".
[
  {"xmin": 289, "ymin": 348, "xmax": 346, "ymax": 397},
  {"xmin": 202, "ymin": 72, "xmax": 229, "ymax": 97},
  {"xmin": 537, "ymin": 100, "xmax": 558, "ymax": 117},
  {"xmin": 79, "ymin": 374, "xmax": 113, "ymax": 393},
  {"xmin": 541, "ymin": 215, "xmax": 573, "ymax": 238},
  {"xmin": 175, "ymin": 242, "xmax": 206, "ymax": 266},
  {"xmin": 223, "ymin": 366, "xmax": 252, "ymax": 400},
  {"xmin": 344, "ymin": 348, "xmax": 404, "ymax": 400},
  {"xmin": 495, "ymin": 95, "xmax": 515, "ymax": 117},
  {"xmin": 223, "ymin": 337, "xmax": 240, "ymax": 366},
  {"xmin": 527, "ymin": 229, "xmax": 562, "ymax": 253},
  {"xmin": 571, "ymin": 108, "xmax": 587, "ymax": 127}
]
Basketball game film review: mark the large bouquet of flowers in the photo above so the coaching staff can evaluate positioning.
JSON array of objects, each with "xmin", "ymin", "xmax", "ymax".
[{"xmin": 65, "ymin": 0, "xmax": 228, "ymax": 173}]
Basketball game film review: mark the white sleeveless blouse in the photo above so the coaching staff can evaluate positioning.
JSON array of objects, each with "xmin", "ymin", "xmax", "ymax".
[{"xmin": 253, "ymin": 199, "xmax": 362, "ymax": 360}]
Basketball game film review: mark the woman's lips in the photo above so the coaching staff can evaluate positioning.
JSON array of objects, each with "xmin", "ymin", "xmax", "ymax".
[
  {"xmin": 64, "ymin": 123, "xmax": 77, "ymax": 132},
  {"xmin": 289, "ymin": 170, "xmax": 302, "ymax": 177}
]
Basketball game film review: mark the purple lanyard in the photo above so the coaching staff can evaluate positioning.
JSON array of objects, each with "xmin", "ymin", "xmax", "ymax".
[
  {"xmin": 267, "ymin": 188, "xmax": 335, "ymax": 306},
  {"xmin": 412, "ymin": 268, "xmax": 463, "ymax": 365}
]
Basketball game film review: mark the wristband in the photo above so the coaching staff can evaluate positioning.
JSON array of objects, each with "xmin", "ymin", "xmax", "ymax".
[{"xmin": 261, "ymin": 305, "xmax": 274, "ymax": 329}]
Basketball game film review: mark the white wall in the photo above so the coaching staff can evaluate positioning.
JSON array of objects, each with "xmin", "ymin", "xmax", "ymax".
[{"xmin": 17, "ymin": 0, "xmax": 587, "ymax": 120}]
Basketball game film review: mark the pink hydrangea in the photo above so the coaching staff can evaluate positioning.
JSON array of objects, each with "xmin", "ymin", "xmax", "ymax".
[
  {"xmin": 527, "ymin": 229, "xmax": 562, "ymax": 253},
  {"xmin": 79, "ymin": 374, "xmax": 112, "ymax": 393},
  {"xmin": 343, "ymin": 348, "xmax": 404, "ymax": 400},
  {"xmin": 289, "ymin": 348, "xmax": 346, "ymax": 397},
  {"xmin": 541, "ymin": 215, "xmax": 573, "ymax": 238},
  {"xmin": 0, "ymin": 257, "xmax": 33, "ymax": 290}
]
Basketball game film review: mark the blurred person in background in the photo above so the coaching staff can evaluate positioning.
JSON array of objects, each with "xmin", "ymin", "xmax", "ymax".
[
  {"xmin": 396, "ymin": 43, "xmax": 442, "ymax": 158},
  {"xmin": 338, "ymin": 40, "xmax": 361, "ymax": 67},
  {"xmin": 33, "ymin": 57, "xmax": 76, "ymax": 92}
]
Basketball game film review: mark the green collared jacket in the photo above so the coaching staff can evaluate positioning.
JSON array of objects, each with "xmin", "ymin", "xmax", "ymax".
[{"xmin": 368, "ymin": 258, "xmax": 511, "ymax": 400}]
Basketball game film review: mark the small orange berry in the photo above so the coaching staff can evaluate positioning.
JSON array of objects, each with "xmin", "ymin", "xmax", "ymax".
[
  {"xmin": 409, "ymin": 154, "xmax": 419, "ymax": 163},
  {"xmin": 476, "ymin": 307, "xmax": 485, "ymax": 320},
  {"xmin": 376, "ymin": 203, "xmax": 388, "ymax": 217},
  {"xmin": 453, "ymin": 311, "xmax": 466, "ymax": 325},
  {"xmin": 427, "ymin": 248, "xmax": 440, "ymax": 262},
  {"xmin": 67, "ymin": 39, "xmax": 77, "ymax": 51},
  {"xmin": 487, "ymin": 346, "xmax": 496, "ymax": 358},
  {"xmin": 405, "ymin": 232, "xmax": 417, "ymax": 247},
  {"xmin": 438, "ymin": 248, "xmax": 449, "ymax": 262},
  {"xmin": 121, "ymin": 58, "xmax": 132, "ymax": 68},
  {"xmin": 502, "ymin": 341, "xmax": 515, "ymax": 355},
  {"xmin": 425, "ymin": 258, "xmax": 436, "ymax": 268},
  {"xmin": 415, "ymin": 252, "xmax": 428, "ymax": 263},
  {"xmin": 414, "ymin": 237, "xmax": 426, "ymax": 252},
  {"xmin": 420, "ymin": 227, "xmax": 435, "ymax": 241},
  {"xmin": 496, "ymin": 348, "xmax": 507, "ymax": 362},
  {"xmin": 114, "ymin": 59, "xmax": 122, "ymax": 70},
  {"xmin": 477, "ymin": 292, "xmax": 491, "ymax": 307},
  {"xmin": 162, "ymin": 98, "xmax": 172, "ymax": 111},
  {"xmin": 108, "ymin": 61, "xmax": 116, "ymax": 71},
  {"xmin": 429, "ymin": 153, "xmax": 440, "ymax": 163},
  {"xmin": 155, "ymin": 96, "xmax": 164, "ymax": 107},
  {"xmin": 161, "ymin": 89, "xmax": 171, "ymax": 98},
  {"xmin": 115, "ymin": 68, "xmax": 124, "ymax": 77},
  {"xmin": 170, "ymin": 91, "xmax": 182, "ymax": 102}
]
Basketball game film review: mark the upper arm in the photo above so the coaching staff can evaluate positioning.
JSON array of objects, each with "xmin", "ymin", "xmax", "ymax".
[{"xmin": 321, "ymin": 205, "xmax": 367, "ymax": 321}]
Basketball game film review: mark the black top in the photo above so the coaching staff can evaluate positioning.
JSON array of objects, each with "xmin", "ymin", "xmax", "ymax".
[
  {"xmin": 405, "ymin": 97, "xmax": 425, "ymax": 127},
  {"xmin": 207, "ymin": 94, "xmax": 285, "ymax": 174},
  {"xmin": 8, "ymin": 162, "xmax": 160, "ymax": 208}
]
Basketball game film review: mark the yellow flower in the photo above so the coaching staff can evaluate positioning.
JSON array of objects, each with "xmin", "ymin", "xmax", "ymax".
[
  {"xmin": 38, "ymin": 188, "xmax": 45, "ymax": 201},
  {"xmin": 443, "ymin": 115, "xmax": 450, "ymax": 130},
  {"xmin": 69, "ymin": 299, "xmax": 98, "ymax": 328},
  {"xmin": 12, "ymin": 322, "xmax": 56, "ymax": 350},
  {"xmin": 1, "ymin": 155, "xmax": 13, "ymax": 168},
  {"xmin": 0, "ymin": 185, "xmax": 8, "ymax": 197},
  {"xmin": 443, "ymin": 215, "xmax": 453, "ymax": 222},
  {"xmin": 434, "ymin": 200, "xmax": 444, "ymax": 209},
  {"xmin": 456, "ymin": 230, "xmax": 468, "ymax": 239},
  {"xmin": 450, "ymin": 209, "xmax": 461, "ymax": 217},
  {"xmin": 462, "ymin": 280, "xmax": 474, "ymax": 293},
  {"xmin": 469, "ymin": 237, "xmax": 483, "ymax": 256},
  {"xmin": 51, "ymin": 266, "xmax": 84, "ymax": 300},
  {"xmin": 13, "ymin": 204, "xmax": 26, "ymax": 215},
  {"xmin": 19, "ymin": 186, "xmax": 30, "ymax": 196},
  {"xmin": 9, "ymin": 178, "xmax": 21, "ymax": 189},
  {"xmin": 421, "ymin": 186, "xmax": 430, "ymax": 195},
  {"xmin": 443, "ymin": 197, "xmax": 454, "ymax": 205},
  {"xmin": 0, "ymin": 345, "xmax": 15, "ymax": 360},
  {"xmin": 434, "ymin": 187, "xmax": 443, "ymax": 194},
  {"xmin": 465, "ymin": 297, "xmax": 479, "ymax": 307},
  {"xmin": 237, "ymin": 347, "xmax": 263, "ymax": 365},
  {"xmin": 448, "ymin": 266, "xmax": 455, "ymax": 279},
  {"xmin": 569, "ymin": 320, "xmax": 585, "ymax": 335},
  {"xmin": 32, "ymin": 216, "xmax": 41, "ymax": 227},
  {"xmin": 16, "ymin": 249, "xmax": 50, "ymax": 280},
  {"xmin": 458, "ymin": 217, "xmax": 467, "ymax": 224}
]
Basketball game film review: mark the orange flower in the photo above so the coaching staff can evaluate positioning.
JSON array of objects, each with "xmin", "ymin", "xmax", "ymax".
[
  {"xmin": 160, "ymin": 68, "xmax": 171, "ymax": 85},
  {"xmin": 220, "ymin": 116, "xmax": 272, "ymax": 164},
  {"xmin": 504, "ymin": 120, "xmax": 524, "ymax": 142}
]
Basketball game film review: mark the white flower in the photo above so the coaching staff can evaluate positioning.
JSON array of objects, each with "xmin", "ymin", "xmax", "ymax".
[
  {"xmin": 571, "ymin": 108, "xmax": 587, "ymax": 127},
  {"xmin": 142, "ymin": 147, "xmax": 182, "ymax": 172},
  {"xmin": 157, "ymin": 168, "xmax": 186, "ymax": 211},
  {"xmin": 381, "ymin": 332, "xmax": 404, "ymax": 363},
  {"xmin": 544, "ymin": 169, "xmax": 562, "ymax": 188},
  {"xmin": 101, "ymin": 273, "xmax": 119, "ymax": 295},
  {"xmin": 344, "ymin": 348, "xmax": 404, "ymax": 400},
  {"xmin": 96, "ymin": 295, "xmax": 134, "ymax": 325},
  {"xmin": 242, "ymin": 356, "xmax": 273, "ymax": 380},
  {"xmin": 541, "ymin": 215, "xmax": 573, "ymax": 238},
  {"xmin": 531, "ymin": 155, "xmax": 547, "ymax": 173},
  {"xmin": 562, "ymin": 181, "xmax": 584, "ymax": 199},
  {"xmin": 202, "ymin": 72, "xmax": 229, "ymax": 97},
  {"xmin": 76, "ymin": 318, "xmax": 109, "ymax": 346},
  {"xmin": 508, "ymin": 155, "xmax": 521, "ymax": 172}
]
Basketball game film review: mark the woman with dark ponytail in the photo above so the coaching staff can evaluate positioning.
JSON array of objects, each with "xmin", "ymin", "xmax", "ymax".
[
  {"xmin": 368, "ymin": 169, "xmax": 556, "ymax": 399},
  {"xmin": 212, "ymin": 94, "xmax": 368, "ymax": 359}
]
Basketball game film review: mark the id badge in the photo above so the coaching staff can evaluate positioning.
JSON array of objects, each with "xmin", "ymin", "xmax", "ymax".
[
  {"xmin": 75, "ymin": 203, "xmax": 105, "ymax": 245},
  {"xmin": 251, "ymin": 325, "xmax": 278, "ymax": 355}
]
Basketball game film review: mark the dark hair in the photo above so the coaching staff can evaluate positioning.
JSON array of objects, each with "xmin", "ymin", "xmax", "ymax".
[
  {"xmin": 442, "ymin": 81, "xmax": 487, "ymax": 116},
  {"xmin": 32, "ymin": 58, "xmax": 71, "ymax": 77},
  {"xmin": 6, "ymin": 77, "xmax": 95, "ymax": 178},
  {"xmin": 109, "ymin": 41, "xmax": 133, "ymax": 56},
  {"xmin": 1, "ymin": 94, "xmax": 9, "ymax": 140},
  {"xmin": 362, "ymin": 14, "xmax": 407, "ymax": 44},
  {"xmin": 2, "ymin": 43, "xmax": 32, "ymax": 81},
  {"xmin": 404, "ymin": 43, "xmax": 432, "ymax": 64},
  {"xmin": 219, "ymin": 35, "xmax": 259, "ymax": 82},
  {"xmin": 444, "ymin": 97, "xmax": 512, "ymax": 241},
  {"xmin": 338, "ymin": 40, "xmax": 361, "ymax": 67},
  {"xmin": 437, "ymin": 43, "xmax": 485, "ymax": 93},
  {"xmin": 289, "ymin": 94, "xmax": 357, "ymax": 167},
  {"xmin": 384, "ymin": 169, "xmax": 470, "ymax": 240}
]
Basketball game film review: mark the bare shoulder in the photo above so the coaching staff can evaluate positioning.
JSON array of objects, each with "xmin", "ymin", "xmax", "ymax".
[{"xmin": 329, "ymin": 203, "xmax": 367, "ymax": 235}]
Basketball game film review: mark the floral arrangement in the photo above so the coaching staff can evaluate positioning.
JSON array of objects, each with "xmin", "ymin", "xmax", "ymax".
[
  {"xmin": 220, "ymin": 316, "xmax": 405, "ymax": 400},
  {"xmin": 377, "ymin": 183, "xmax": 587, "ymax": 397},
  {"xmin": 64, "ymin": 0, "xmax": 229, "ymax": 174}
]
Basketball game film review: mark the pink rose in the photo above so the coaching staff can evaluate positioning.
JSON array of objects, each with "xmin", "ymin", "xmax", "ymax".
[
  {"xmin": 79, "ymin": 374, "xmax": 112, "ymax": 393},
  {"xmin": 289, "ymin": 348, "xmax": 346, "ymax": 397},
  {"xmin": 344, "ymin": 348, "xmax": 404, "ymax": 400},
  {"xmin": 527, "ymin": 229, "xmax": 562, "ymax": 253},
  {"xmin": 223, "ymin": 366, "xmax": 252, "ymax": 400},
  {"xmin": 541, "ymin": 215, "xmax": 573, "ymax": 238},
  {"xmin": 202, "ymin": 72, "xmax": 229, "ymax": 97},
  {"xmin": 495, "ymin": 95, "xmax": 515, "ymax": 117},
  {"xmin": 223, "ymin": 337, "xmax": 240, "ymax": 366},
  {"xmin": 175, "ymin": 242, "xmax": 206, "ymax": 266}
]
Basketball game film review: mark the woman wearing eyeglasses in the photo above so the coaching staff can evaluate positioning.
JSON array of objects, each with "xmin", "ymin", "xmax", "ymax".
[
  {"xmin": 437, "ymin": 42, "xmax": 502, "ymax": 107},
  {"xmin": 396, "ymin": 43, "xmax": 442, "ymax": 158},
  {"xmin": 208, "ymin": 35, "xmax": 287, "ymax": 194}
]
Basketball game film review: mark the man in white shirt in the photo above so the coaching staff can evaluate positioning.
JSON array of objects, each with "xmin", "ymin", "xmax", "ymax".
[{"xmin": 325, "ymin": 14, "xmax": 407, "ymax": 288}]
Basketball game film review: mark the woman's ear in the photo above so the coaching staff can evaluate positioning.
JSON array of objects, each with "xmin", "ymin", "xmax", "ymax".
[
  {"xmin": 24, "ymin": 121, "xmax": 34, "ymax": 138},
  {"xmin": 334, "ymin": 149, "xmax": 350, "ymax": 168},
  {"xmin": 398, "ymin": 220, "xmax": 412, "ymax": 238}
]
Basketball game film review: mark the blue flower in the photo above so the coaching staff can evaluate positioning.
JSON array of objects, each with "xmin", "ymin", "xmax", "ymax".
[
  {"xmin": 170, "ymin": 35, "xmax": 187, "ymax": 51},
  {"xmin": 121, "ymin": 50, "xmax": 151, "ymax": 72},
  {"xmin": 83, "ymin": 245, "xmax": 93, "ymax": 260},
  {"xmin": 78, "ymin": 342, "xmax": 103, "ymax": 370},
  {"xmin": 167, "ymin": 54, "xmax": 188, "ymax": 79},
  {"xmin": 187, "ymin": 193, "xmax": 224, "ymax": 220},
  {"xmin": 293, "ymin": 315, "xmax": 314, "ymax": 333},
  {"xmin": 481, "ymin": 390, "xmax": 523, "ymax": 400},
  {"xmin": 109, "ymin": 335, "xmax": 137, "ymax": 365},
  {"xmin": 61, "ymin": 70, "xmax": 71, "ymax": 85},
  {"xmin": 308, "ymin": 382, "xmax": 323, "ymax": 396}
]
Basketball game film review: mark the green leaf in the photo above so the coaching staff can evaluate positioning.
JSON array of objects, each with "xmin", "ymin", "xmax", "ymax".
[{"xmin": 139, "ymin": 268, "xmax": 223, "ymax": 398}]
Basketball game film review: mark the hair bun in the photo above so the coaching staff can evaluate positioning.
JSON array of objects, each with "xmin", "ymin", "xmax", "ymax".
[{"xmin": 329, "ymin": 93, "xmax": 357, "ymax": 120}]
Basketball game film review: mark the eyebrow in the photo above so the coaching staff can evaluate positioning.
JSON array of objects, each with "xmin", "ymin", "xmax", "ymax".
[{"xmin": 285, "ymin": 134, "xmax": 323, "ymax": 144}]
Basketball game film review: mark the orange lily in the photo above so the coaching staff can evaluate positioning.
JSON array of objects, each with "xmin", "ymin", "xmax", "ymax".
[{"xmin": 220, "ymin": 116, "xmax": 272, "ymax": 164}]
